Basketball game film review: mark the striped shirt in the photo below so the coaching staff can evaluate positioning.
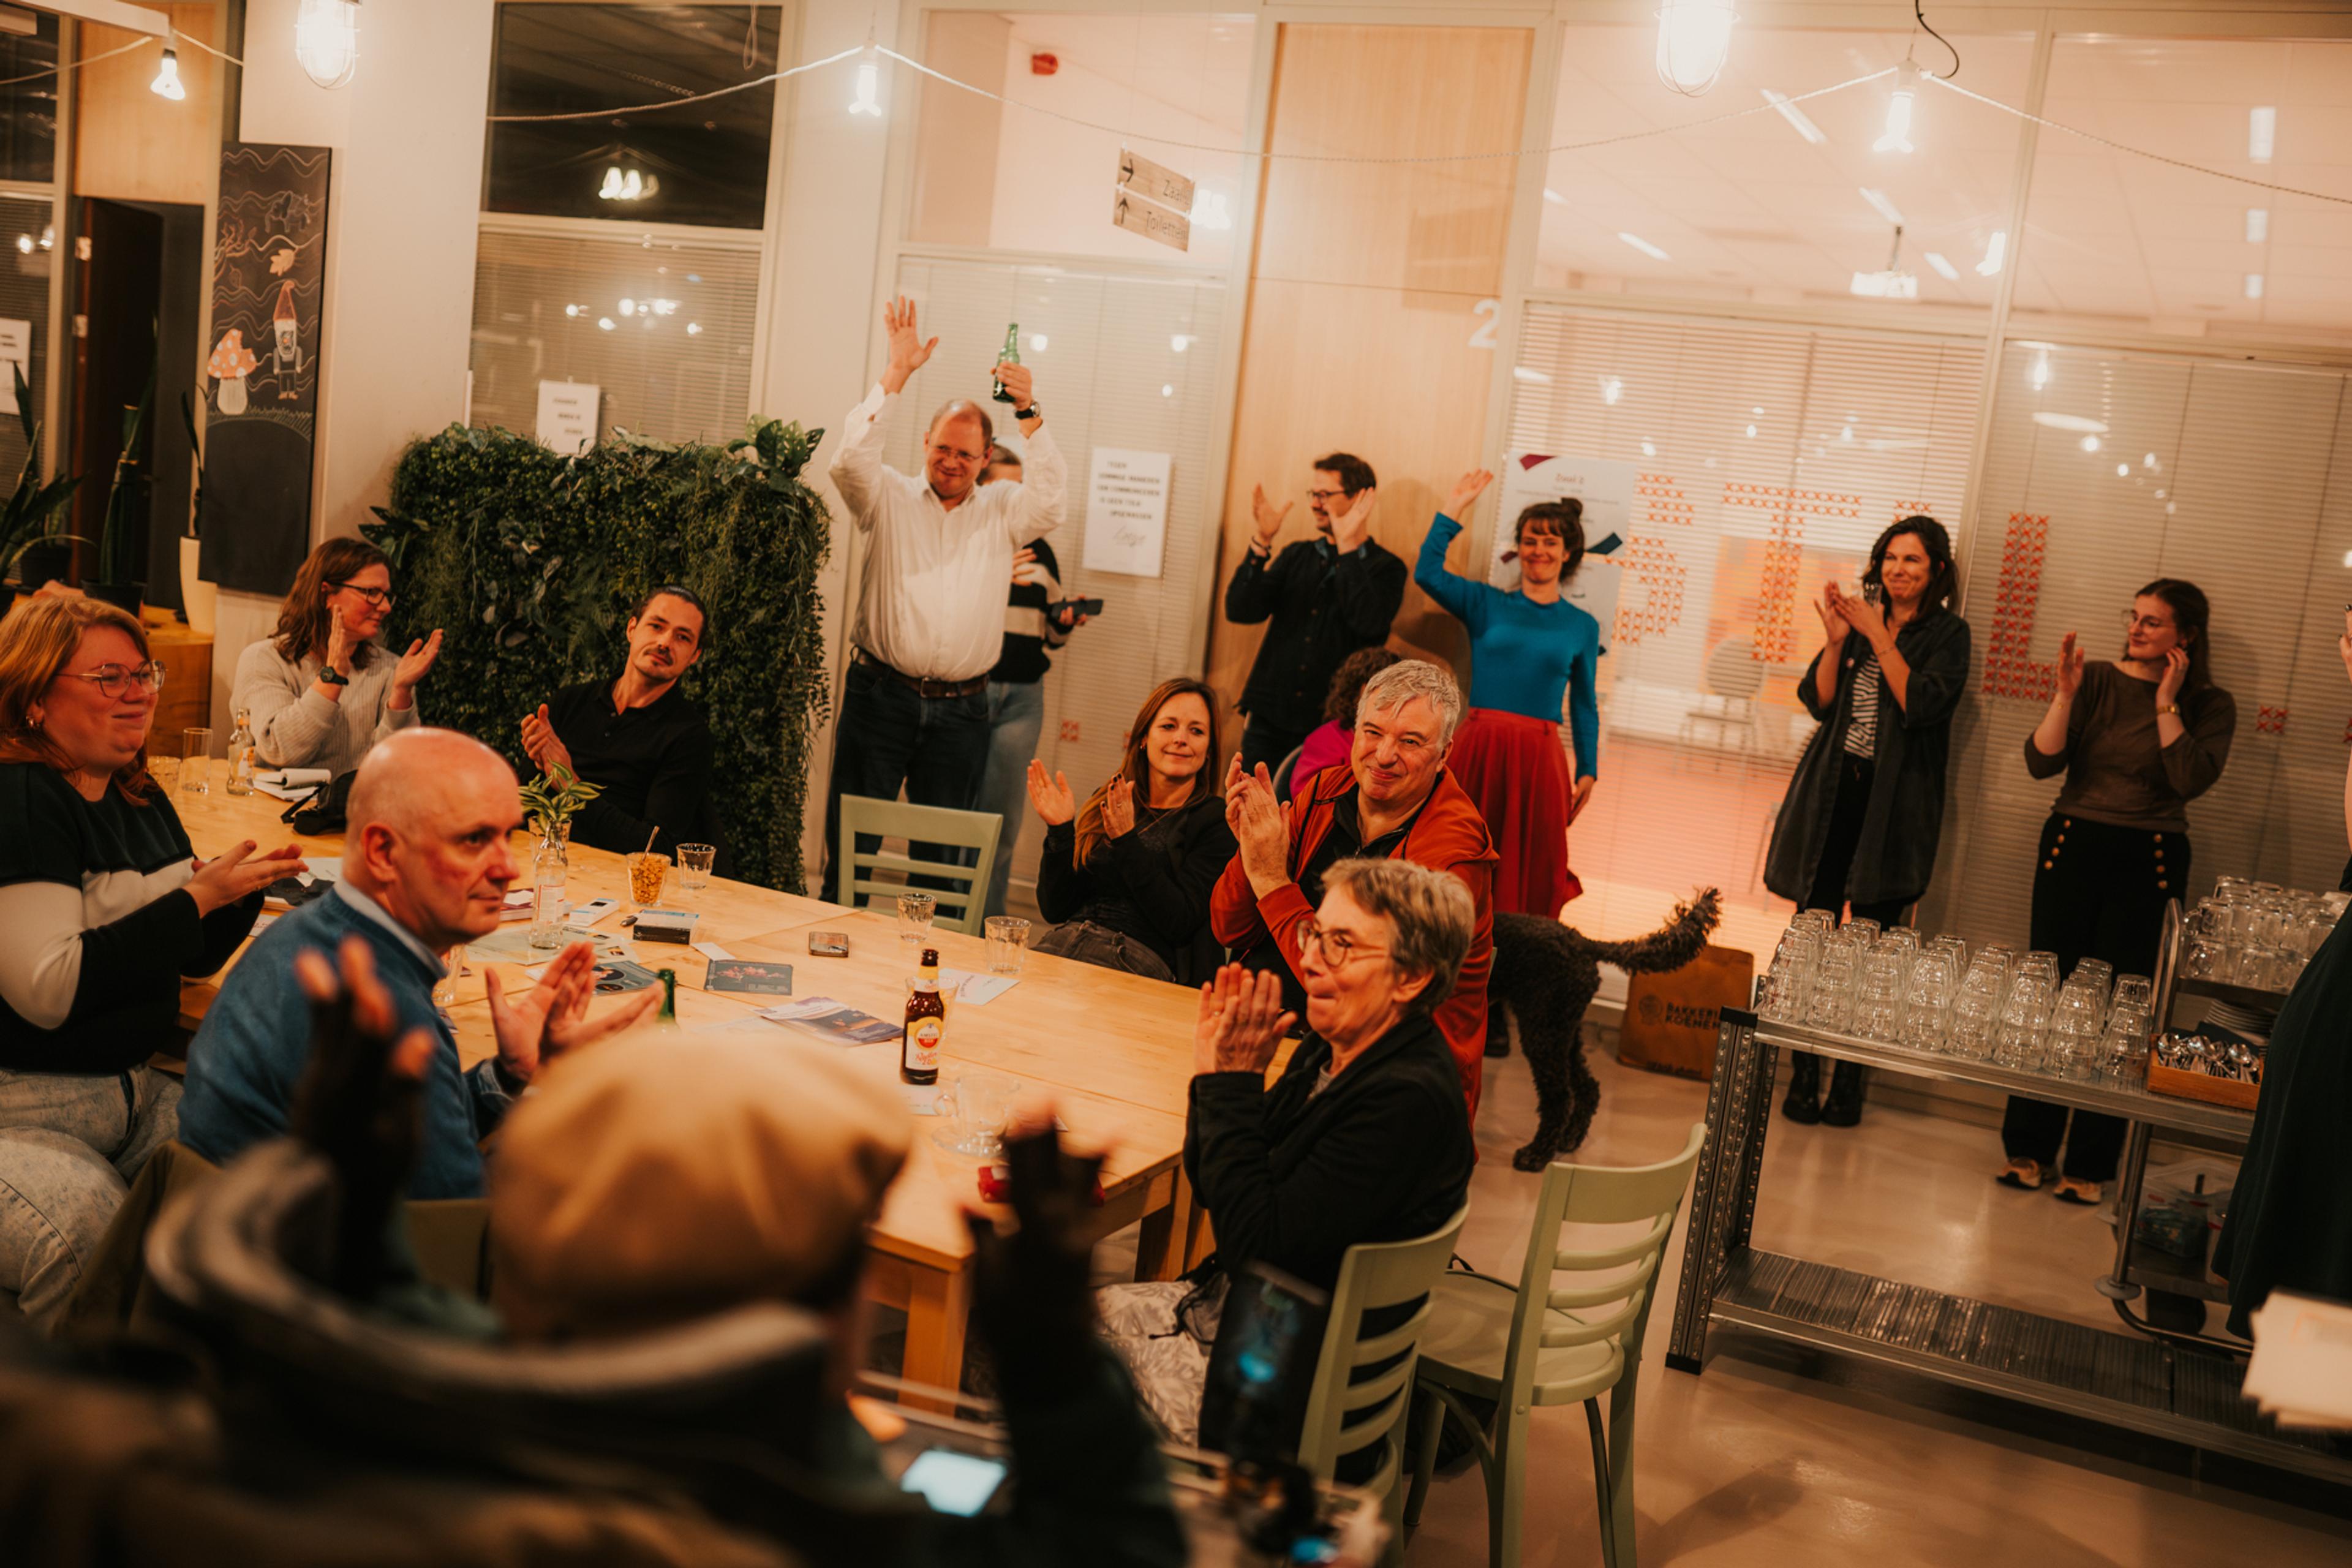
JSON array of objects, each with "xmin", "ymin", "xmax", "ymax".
[{"xmin": 1843, "ymin": 650, "xmax": 1882, "ymax": 758}]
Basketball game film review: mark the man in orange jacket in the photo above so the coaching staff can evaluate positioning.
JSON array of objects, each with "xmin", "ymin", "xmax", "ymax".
[{"xmin": 1212, "ymin": 659, "xmax": 1497, "ymax": 1119}]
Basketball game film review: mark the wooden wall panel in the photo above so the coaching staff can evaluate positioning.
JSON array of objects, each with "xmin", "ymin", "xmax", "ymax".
[
  {"xmin": 1207, "ymin": 22, "xmax": 1532, "ymax": 741},
  {"xmin": 78, "ymin": 6, "xmax": 225, "ymax": 206}
]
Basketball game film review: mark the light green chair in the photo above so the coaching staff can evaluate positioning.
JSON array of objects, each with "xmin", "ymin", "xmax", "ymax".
[
  {"xmin": 834, "ymin": 794, "xmax": 1001, "ymax": 935},
  {"xmin": 1402, "ymin": 1125, "xmax": 1705, "ymax": 1568},
  {"xmin": 1298, "ymin": 1202, "xmax": 1471, "ymax": 1550}
]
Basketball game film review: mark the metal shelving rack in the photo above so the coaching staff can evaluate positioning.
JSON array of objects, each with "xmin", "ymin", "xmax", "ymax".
[{"xmin": 1663, "ymin": 970, "xmax": 2351, "ymax": 1484}]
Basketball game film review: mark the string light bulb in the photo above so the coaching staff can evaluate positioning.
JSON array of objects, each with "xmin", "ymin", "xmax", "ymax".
[
  {"xmin": 150, "ymin": 45, "xmax": 185, "ymax": 100},
  {"xmin": 848, "ymin": 45, "xmax": 883, "ymax": 118},
  {"xmin": 294, "ymin": 0, "xmax": 361, "ymax": 90},
  {"xmin": 1654, "ymin": 1, "xmax": 1737, "ymax": 97},
  {"xmin": 1874, "ymin": 85, "xmax": 1915, "ymax": 153}
]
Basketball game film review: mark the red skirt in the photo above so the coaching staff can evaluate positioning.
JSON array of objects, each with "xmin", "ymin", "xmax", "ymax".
[{"xmin": 1447, "ymin": 707, "xmax": 1581, "ymax": 918}]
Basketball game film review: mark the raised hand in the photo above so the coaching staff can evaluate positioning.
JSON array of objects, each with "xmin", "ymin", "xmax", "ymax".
[
  {"xmin": 1444, "ymin": 469, "xmax": 1494, "ymax": 521},
  {"xmin": 881, "ymin": 295, "xmax": 938, "ymax": 393},
  {"xmin": 1815, "ymin": 584, "xmax": 1850, "ymax": 647},
  {"xmin": 1330, "ymin": 485, "xmax": 1378, "ymax": 553},
  {"xmin": 993, "ymin": 361, "xmax": 1036, "ymax": 411},
  {"xmin": 324, "ymin": 605, "xmax": 355, "ymax": 677},
  {"xmin": 2056, "ymin": 631, "xmax": 2086, "ymax": 699},
  {"xmin": 1228, "ymin": 764, "xmax": 1291, "ymax": 890},
  {"xmin": 962, "ymin": 1116, "xmax": 1105, "ymax": 1400},
  {"xmin": 1102, "ymin": 775, "xmax": 1137, "ymax": 839},
  {"xmin": 187, "ymin": 839, "xmax": 307, "ymax": 917},
  {"xmin": 392, "ymin": 630, "xmax": 443, "ymax": 698},
  {"xmin": 1839, "ymin": 589, "xmax": 1892, "ymax": 652},
  {"xmin": 1192, "ymin": 963, "xmax": 1297, "ymax": 1076},
  {"xmin": 1011, "ymin": 546, "xmax": 1036, "ymax": 585},
  {"xmin": 1025, "ymin": 758, "xmax": 1077, "ymax": 826},
  {"xmin": 1250, "ymin": 483, "xmax": 1292, "ymax": 548},
  {"xmin": 519, "ymin": 703, "xmax": 574, "ymax": 777},
  {"xmin": 486, "ymin": 940, "xmax": 657, "ymax": 1087}
]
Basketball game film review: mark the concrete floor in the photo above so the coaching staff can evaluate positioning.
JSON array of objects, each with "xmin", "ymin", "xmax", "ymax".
[{"xmin": 1396, "ymin": 1038, "xmax": 2352, "ymax": 1567}]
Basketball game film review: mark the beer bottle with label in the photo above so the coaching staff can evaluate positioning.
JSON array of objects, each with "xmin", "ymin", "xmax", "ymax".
[
  {"xmin": 991, "ymin": 323, "xmax": 1020, "ymax": 404},
  {"xmin": 655, "ymin": 968, "xmax": 680, "ymax": 1032},
  {"xmin": 902, "ymin": 947, "xmax": 944, "ymax": 1085}
]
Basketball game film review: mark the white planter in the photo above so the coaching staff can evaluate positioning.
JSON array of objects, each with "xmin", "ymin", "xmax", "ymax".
[{"xmin": 179, "ymin": 537, "xmax": 217, "ymax": 635}]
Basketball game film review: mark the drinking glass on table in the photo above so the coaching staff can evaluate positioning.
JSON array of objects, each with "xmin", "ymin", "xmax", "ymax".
[
  {"xmin": 181, "ymin": 728, "xmax": 213, "ymax": 794},
  {"xmin": 933, "ymin": 1069, "xmax": 1024, "ymax": 1158},
  {"xmin": 984, "ymin": 916, "xmax": 1030, "ymax": 976},
  {"xmin": 676, "ymin": 843, "xmax": 716, "ymax": 901},
  {"xmin": 899, "ymin": 891, "xmax": 937, "ymax": 961},
  {"xmin": 626, "ymin": 851, "xmax": 670, "ymax": 908}
]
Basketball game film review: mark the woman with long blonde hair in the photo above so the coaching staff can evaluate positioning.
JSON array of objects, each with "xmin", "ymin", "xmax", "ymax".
[
  {"xmin": 1023, "ymin": 678, "xmax": 1234, "ymax": 982},
  {"xmin": 0, "ymin": 596, "xmax": 301, "ymax": 1325}
]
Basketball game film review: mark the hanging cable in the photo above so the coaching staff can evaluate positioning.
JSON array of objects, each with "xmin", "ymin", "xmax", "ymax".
[
  {"xmin": 0, "ymin": 34, "xmax": 151, "ymax": 88},
  {"xmin": 1915, "ymin": 1, "xmax": 1961, "ymax": 81},
  {"xmin": 488, "ymin": 42, "xmax": 863, "ymax": 121}
]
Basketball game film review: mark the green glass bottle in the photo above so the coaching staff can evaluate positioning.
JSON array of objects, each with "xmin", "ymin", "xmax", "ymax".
[
  {"xmin": 991, "ymin": 322, "xmax": 1020, "ymax": 404},
  {"xmin": 656, "ymin": 968, "xmax": 680, "ymax": 1031}
]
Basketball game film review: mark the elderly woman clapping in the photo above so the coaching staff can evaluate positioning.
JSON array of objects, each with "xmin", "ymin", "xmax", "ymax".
[{"xmin": 1096, "ymin": 856, "xmax": 1477, "ymax": 1467}]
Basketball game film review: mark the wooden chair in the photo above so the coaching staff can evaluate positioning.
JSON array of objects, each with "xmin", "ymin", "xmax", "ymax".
[
  {"xmin": 835, "ymin": 794, "xmax": 1002, "ymax": 935},
  {"xmin": 1298, "ymin": 1202, "xmax": 1471, "ymax": 1548},
  {"xmin": 1402, "ymin": 1125, "xmax": 1705, "ymax": 1568}
]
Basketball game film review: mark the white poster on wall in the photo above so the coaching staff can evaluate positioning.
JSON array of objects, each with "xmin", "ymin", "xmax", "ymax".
[
  {"xmin": 535, "ymin": 379, "xmax": 600, "ymax": 456},
  {"xmin": 1085, "ymin": 447, "xmax": 1172, "ymax": 578},
  {"xmin": 1486, "ymin": 450, "xmax": 1635, "ymax": 654},
  {"xmin": 0, "ymin": 319, "xmax": 29, "ymax": 405}
]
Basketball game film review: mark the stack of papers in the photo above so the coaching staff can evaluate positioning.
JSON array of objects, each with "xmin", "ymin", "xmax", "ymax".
[
  {"xmin": 2244, "ymin": 1292, "xmax": 2352, "ymax": 1430},
  {"xmin": 254, "ymin": 767, "xmax": 333, "ymax": 802}
]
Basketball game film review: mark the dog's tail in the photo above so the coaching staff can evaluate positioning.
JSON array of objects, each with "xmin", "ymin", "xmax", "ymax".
[{"xmin": 1574, "ymin": 888, "xmax": 1722, "ymax": 976}]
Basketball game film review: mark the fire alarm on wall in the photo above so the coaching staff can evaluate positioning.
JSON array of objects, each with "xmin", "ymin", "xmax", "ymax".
[{"xmin": 1030, "ymin": 51, "xmax": 1058, "ymax": 75}]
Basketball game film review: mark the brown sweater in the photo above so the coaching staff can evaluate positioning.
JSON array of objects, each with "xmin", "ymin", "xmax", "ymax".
[{"xmin": 2023, "ymin": 660, "xmax": 2236, "ymax": 832}]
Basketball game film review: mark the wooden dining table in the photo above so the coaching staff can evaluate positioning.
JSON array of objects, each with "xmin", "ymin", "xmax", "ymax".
[{"xmin": 168, "ymin": 784, "xmax": 1208, "ymax": 1392}]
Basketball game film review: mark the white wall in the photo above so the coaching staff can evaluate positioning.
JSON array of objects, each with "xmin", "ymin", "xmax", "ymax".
[{"xmin": 210, "ymin": 0, "xmax": 496, "ymax": 734}]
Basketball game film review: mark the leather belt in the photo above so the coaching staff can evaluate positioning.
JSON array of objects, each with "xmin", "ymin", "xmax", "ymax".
[{"xmin": 855, "ymin": 648, "xmax": 987, "ymax": 700}]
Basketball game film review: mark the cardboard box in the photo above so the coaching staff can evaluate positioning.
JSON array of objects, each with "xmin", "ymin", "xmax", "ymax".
[{"xmin": 1616, "ymin": 943, "xmax": 1755, "ymax": 1080}]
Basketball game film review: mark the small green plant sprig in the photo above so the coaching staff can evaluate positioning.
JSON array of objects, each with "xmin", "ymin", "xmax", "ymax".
[{"xmin": 518, "ymin": 765, "xmax": 602, "ymax": 841}]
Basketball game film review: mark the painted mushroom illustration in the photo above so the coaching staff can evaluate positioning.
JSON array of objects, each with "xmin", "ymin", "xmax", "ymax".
[{"xmin": 208, "ymin": 330, "xmax": 260, "ymax": 415}]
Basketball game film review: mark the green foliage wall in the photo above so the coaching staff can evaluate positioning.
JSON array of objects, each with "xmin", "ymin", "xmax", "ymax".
[{"xmin": 364, "ymin": 419, "xmax": 831, "ymax": 891}]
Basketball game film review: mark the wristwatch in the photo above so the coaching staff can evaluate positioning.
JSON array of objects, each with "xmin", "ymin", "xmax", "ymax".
[
  {"xmin": 1014, "ymin": 401, "xmax": 1039, "ymax": 420},
  {"xmin": 318, "ymin": 666, "xmax": 350, "ymax": 687}
]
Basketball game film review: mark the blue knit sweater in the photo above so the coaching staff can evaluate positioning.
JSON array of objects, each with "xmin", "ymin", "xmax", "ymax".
[{"xmin": 179, "ymin": 885, "xmax": 511, "ymax": 1197}]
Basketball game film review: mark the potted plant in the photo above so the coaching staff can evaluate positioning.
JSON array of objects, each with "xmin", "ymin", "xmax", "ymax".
[
  {"xmin": 0, "ymin": 363, "xmax": 82, "ymax": 605},
  {"xmin": 85, "ymin": 367, "xmax": 153, "ymax": 613},
  {"xmin": 519, "ymin": 766, "xmax": 602, "ymax": 948},
  {"xmin": 178, "ymin": 390, "xmax": 216, "ymax": 633}
]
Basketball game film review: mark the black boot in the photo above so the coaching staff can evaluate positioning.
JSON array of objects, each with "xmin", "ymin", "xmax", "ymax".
[
  {"xmin": 1781, "ymin": 1051, "xmax": 1822, "ymax": 1124},
  {"xmin": 1820, "ymin": 1060, "xmax": 1866, "ymax": 1127}
]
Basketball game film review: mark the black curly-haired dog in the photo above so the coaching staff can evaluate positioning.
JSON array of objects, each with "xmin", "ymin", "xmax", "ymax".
[{"xmin": 1489, "ymin": 889, "xmax": 1724, "ymax": 1172}]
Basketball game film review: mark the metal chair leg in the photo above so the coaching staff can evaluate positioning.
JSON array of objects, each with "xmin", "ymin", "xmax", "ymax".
[
  {"xmin": 1585, "ymin": 1398, "xmax": 1616, "ymax": 1568},
  {"xmin": 1404, "ymin": 1382, "xmax": 1445, "ymax": 1529}
]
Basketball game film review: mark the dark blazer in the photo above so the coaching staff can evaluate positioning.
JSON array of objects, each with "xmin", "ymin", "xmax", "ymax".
[
  {"xmin": 1765, "ymin": 609, "xmax": 1973, "ymax": 910},
  {"xmin": 1184, "ymin": 1009, "xmax": 1473, "ymax": 1295},
  {"xmin": 1033, "ymin": 794, "xmax": 1234, "ymax": 985},
  {"xmin": 1223, "ymin": 538, "xmax": 1408, "ymax": 734}
]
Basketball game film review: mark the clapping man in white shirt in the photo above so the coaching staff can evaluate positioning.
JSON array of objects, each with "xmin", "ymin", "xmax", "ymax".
[{"xmin": 821, "ymin": 295, "xmax": 1067, "ymax": 907}]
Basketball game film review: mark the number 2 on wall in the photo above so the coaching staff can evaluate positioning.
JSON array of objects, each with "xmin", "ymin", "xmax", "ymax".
[{"xmin": 1469, "ymin": 298, "xmax": 1499, "ymax": 350}]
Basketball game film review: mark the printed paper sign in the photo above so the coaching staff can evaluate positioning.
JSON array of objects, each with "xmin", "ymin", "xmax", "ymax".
[
  {"xmin": 1086, "ymin": 447, "xmax": 1172, "ymax": 578},
  {"xmin": 0, "ymin": 319, "xmax": 29, "ymax": 403},
  {"xmin": 1117, "ymin": 148, "xmax": 1195, "ymax": 213},
  {"xmin": 1111, "ymin": 190, "xmax": 1190, "ymax": 252},
  {"xmin": 535, "ymin": 379, "xmax": 600, "ymax": 456}
]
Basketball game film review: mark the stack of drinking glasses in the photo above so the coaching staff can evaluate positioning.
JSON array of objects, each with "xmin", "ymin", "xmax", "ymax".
[
  {"xmin": 1850, "ymin": 935, "xmax": 1912, "ymax": 1043},
  {"xmin": 1945, "ymin": 946, "xmax": 2011, "ymax": 1060},
  {"xmin": 1991, "ymin": 951, "xmax": 2060, "ymax": 1070},
  {"xmin": 1804, "ymin": 924, "xmax": 1863, "ymax": 1033},
  {"xmin": 1758, "ymin": 915, "xmax": 1826, "ymax": 1023},
  {"xmin": 2099, "ymin": 976, "xmax": 2156, "ymax": 1084},
  {"xmin": 1898, "ymin": 936, "xmax": 1966, "ymax": 1052},
  {"xmin": 2043, "ymin": 963, "xmax": 2111, "ymax": 1082},
  {"xmin": 2184, "ymin": 878, "xmax": 2346, "ymax": 993}
]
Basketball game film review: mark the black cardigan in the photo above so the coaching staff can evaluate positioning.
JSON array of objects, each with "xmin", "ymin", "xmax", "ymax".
[
  {"xmin": 1034, "ymin": 794, "xmax": 1234, "ymax": 985},
  {"xmin": 1764, "ymin": 609, "xmax": 1973, "ymax": 910},
  {"xmin": 1184, "ymin": 1010, "xmax": 1473, "ymax": 1295}
]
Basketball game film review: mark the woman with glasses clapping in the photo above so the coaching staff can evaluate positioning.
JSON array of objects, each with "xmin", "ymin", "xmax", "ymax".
[
  {"xmin": 232, "ymin": 538, "xmax": 445, "ymax": 777},
  {"xmin": 0, "ymin": 597, "xmax": 303, "ymax": 1325}
]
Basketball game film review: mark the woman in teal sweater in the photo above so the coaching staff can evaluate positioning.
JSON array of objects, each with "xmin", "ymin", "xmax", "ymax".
[{"xmin": 1414, "ymin": 467, "xmax": 1600, "ymax": 918}]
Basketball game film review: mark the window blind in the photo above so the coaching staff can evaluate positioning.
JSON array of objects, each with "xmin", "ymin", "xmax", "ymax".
[
  {"xmin": 469, "ymin": 221, "xmax": 761, "ymax": 447},
  {"xmin": 878, "ymin": 256, "xmax": 1227, "ymax": 895}
]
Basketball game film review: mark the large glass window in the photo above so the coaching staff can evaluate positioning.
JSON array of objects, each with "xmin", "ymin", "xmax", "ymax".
[
  {"xmin": 908, "ymin": 11, "xmax": 1255, "ymax": 267},
  {"xmin": 0, "ymin": 192, "xmax": 50, "ymax": 479},
  {"xmin": 486, "ymin": 3, "xmax": 778, "ymax": 229},
  {"xmin": 1539, "ymin": 25, "xmax": 2032, "ymax": 323},
  {"xmin": 0, "ymin": 15, "xmax": 57, "ymax": 185},
  {"xmin": 2008, "ymin": 38, "xmax": 2352, "ymax": 347}
]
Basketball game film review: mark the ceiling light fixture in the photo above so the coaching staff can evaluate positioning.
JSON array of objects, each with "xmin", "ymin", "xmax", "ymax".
[
  {"xmin": 2248, "ymin": 105, "xmax": 2275, "ymax": 164},
  {"xmin": 2245, "ymin": 207, "xmax": 2269, "ymax": 243},
  {"xmin": 2032, "ymin": 412, "xmax": 2106, "ymax": 433},
  {"xmin": 1975, "ymin": 229, "xmax": 2007, "ymax": 276},
  {"xmin": 1760, "ymin": 88, "xmax": 1825, "ymax": 145},
  {"xmin": 1543, "ymin": 188, "xmax": 1571, "ymax": 206},
  {"xmin": 1618, "ymin": 231, "xmax": 1670, "ymax": 261},
  {"xmin": 1599, "ymin": 376, "xmax": 1624, "ymax": 404},
  {"xmin": 293, "ymin": 0, "xmax": 361, "ymax": 90},
  {"xmin": 2027, "ymin": 350, "xmax": 2053, "ymax": 390},
  {"xmin": 1851, "ymin": 224, "xmax": 1917, "ymax": 300},
  {"xmin": 1191, "ymin": 189, "xmax": 1232, "ymax": 230},
  {"xmin": 1641, "ymin": 440, "xmax": 1657, "ymax": 457},
  {"xmin": 1170, "ymin": 334, "xmax": 1190, "ymax": 353},
  {"xmin": 2080, "ymin": 435, "xmax": 2101, "ymax": 453},
  {"xmin": 1923, "ymin": 251, "xmax": 1959, "ymax": 281},
  {"xmin": 150, "ymin": 45, "xmax": 184, "ymax": 100},
  {"xmin": 686, "ymin": 322, "xmax": 702, "ymax": 335},
  {"xmin": 1858, "ymin": 187, "xmax": 1905, "ymax": 227},
  {"xmin": 1746, "ymin": 423, "xmax": 1758, "ymax": 437},
  {"xmin": 1874, "ymin": 85, "xmax": 1916, "ymax": 153},
  {"xmin": 1655, "ymin": 1, "xmax": 1738, "ymax": 96},
  {"xmin": 848, "ymin": 45, "xmax": 883, "ymax": 118},
  {"xmin": 1513, "ymin": 367, "xmax": 1555, "ymax": 385},
  {"xmin": 2245, "ymin": 272, "xmax": 2265, "ymax": 300},
  {"xmin": 2116, "ymin": 462, "xmax": 2129, "ymax": 477}
]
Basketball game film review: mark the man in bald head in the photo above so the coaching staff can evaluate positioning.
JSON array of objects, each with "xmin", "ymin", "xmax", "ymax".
[
  {"xmin": 820, "ymin": 293, "xmax": 1066, "ymax": 903},
  {"xmin": 181, "ymin": 728, "xmax": 654, "ymax": 1196}
]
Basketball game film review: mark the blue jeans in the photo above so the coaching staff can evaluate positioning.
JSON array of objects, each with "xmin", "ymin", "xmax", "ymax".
[
  {"xmin": 821, "ymin": 657, "xmax": 993, "ymax": 910},
  {"xmin": 976, "ymin": 679, "xmax": 1047, "ymax": 918},
  {"xmin": 0, "ymin": 1065, "xmax": 179, "ymax": 1327}
]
